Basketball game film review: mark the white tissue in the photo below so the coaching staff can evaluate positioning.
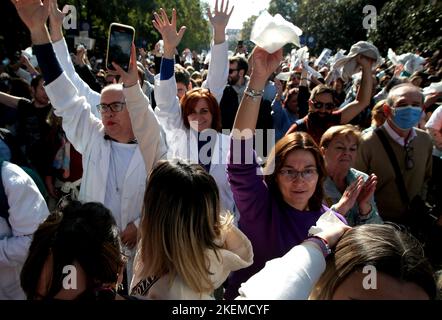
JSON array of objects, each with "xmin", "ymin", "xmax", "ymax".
[
  {"xmin": 423, "ymin": 81, "xmax": 442, "ymax": 96},
  {"xmin": 308, "ymin": 210, "xmax": 347, "ymax": 236},
  {"xmin": 250, "ymin": 11, "xmax": 302, "ymax": 54}
]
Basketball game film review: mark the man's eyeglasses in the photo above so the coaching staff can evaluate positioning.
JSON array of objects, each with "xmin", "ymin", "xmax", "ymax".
[
  {"xmin": 312, "ymin": 100, "xmax": 335, "ymax": 111},
  {"xmin": 96, "ymin": 102, "xmax": 126, "ymax": 113},
  {"xmin": 229, "ymin": 68, "xmax": 239, "ymax": 74},
  {"xmin": 279, "ymin": 168, "xmax": 318, "ymax": 182},
  {"xmin": 405, "ymin": 144, "xmax": 414, "ymax": 170}
]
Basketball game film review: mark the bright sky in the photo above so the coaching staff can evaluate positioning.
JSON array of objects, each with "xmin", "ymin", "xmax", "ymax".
[{"xmin": 203, "ymin": 0, "xmax": 272, "ymax": 30}]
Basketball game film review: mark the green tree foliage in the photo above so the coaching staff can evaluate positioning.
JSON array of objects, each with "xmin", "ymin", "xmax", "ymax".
[
  {"xmin": 1, "ymin": 0, "xmax": 210, "ymax": 59},
  {"xmin": 254, "ymin": 0, "xmax": 440, "ymax": 57},
  {"xmin": 369, "ymin": 0, "xmax": 442, "ymax": 55},
  {"xmin": 240, "ymin": 15, "xmax": 258, "ymax": 52}
]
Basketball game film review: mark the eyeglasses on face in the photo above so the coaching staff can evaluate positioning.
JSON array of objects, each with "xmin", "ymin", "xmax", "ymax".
[
  {"xmin": 312, "ymin": 100, "xmax": 335, "ymax": 110},
  {"xmin": 229, "ymin": 68, "xmax": 239, "ymax": 74},
  {"xmin": 96, "ymin": 102, "xmax": 126, "ymax": 113},
  {"xmin": 405, "ymin": 144, "xmax": 414, "ymax": 170},
  {"xmin": 279, "ymin": 168, "xmax": 318, "ymax": 182}
]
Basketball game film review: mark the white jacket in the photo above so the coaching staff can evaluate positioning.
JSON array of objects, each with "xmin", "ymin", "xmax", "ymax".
[
  {"xmin": 236, "ymin": 242, "xmax": 326, "ymax": 300},
  {"xmin": 44, "ymin": 73, "xmax": 167, "ymax": 282},
  {"xmin": 52, "ymin": 38, "xmax": 102, "ymax": 119},
  {"xmin": 0, "ymin": 161, "xmax": 49, "ymax": 299},
  {"xmin": 154, "ymin": 42, "xmax": 237, "ymax": 221}
]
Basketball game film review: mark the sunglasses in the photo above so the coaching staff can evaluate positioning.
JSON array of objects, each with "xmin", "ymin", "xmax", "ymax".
[{"xmin": 312, "ymin": 100, "xmax": 335, "ymax": 110}]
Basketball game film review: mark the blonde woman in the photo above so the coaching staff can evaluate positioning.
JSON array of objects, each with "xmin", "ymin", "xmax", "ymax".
[{"xmin": 130, "ymin": 160, "xmax": 253, "ymax": 299}]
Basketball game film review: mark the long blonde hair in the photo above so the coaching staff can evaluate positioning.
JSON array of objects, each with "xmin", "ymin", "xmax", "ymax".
[{"xmin": 138, "ymin": 159, "xmax": 231, "ymax": 294}]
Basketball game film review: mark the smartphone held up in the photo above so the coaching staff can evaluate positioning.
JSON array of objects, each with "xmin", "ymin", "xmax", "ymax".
[{"xmin": 106, "ymin": 23, "xmax": 135, "ymax": 72}]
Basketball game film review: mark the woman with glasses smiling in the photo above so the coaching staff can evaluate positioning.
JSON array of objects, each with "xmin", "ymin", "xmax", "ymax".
[{"xmin": 224, "ymin": 46, "xmax": 347, "ymax": 300}]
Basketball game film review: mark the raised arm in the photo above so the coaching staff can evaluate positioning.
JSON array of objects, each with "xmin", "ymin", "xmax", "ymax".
[
  {"xmin": 203, "ymin": 0, "xmax": 233, "ymax": 102},
  {"xmin": 112, "ymin": 44, "xmax": 168, "ymax": 167},
  {"xmin": 339, "ymin": 55, "xmax": 374, "ymax": 124},
  {"xmin": 48, "ymin": 0, "xmax": 101, "ymax": 118},
  {"xmin": 152, "ymin": 8, "xmax": 187, "ymax": 132},
  {"xmin": 0, "ymin": 92, "xmax": 22, "ymax": 109},
  {"xmin": 232, "ymin": 47, "xmax": 283, "ymax": 139},
  {"xmin": 12, "ymin": 0, "xmax": 103, "ymax": 154}
]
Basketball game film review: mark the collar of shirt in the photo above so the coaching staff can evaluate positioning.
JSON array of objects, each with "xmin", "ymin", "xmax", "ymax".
[
  {"xmin": 104, "ymin": 134, "xmax": 137, "ymax": 144},
  {"xmin": 383, "ymin": 121, "xmax": 417, "ymax": 147}
]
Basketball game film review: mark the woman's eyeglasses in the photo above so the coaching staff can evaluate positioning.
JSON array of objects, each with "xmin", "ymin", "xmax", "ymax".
[{"xmin": 279, "ymin": 168, "xmax": 318, "ymax": 182}]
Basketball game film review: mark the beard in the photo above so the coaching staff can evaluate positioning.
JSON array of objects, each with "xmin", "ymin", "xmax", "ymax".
[{"xmin": 308, "ymin": 111, "xmax": 333, "ymax": 126}]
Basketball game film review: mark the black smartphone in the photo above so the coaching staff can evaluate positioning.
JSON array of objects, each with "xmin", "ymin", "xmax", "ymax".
[{"xmin": 106, "ymin": 23, "xmax": 135, "ymax": 72}]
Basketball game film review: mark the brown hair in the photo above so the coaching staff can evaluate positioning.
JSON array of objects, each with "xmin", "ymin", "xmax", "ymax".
[
  {"xmin": 310, "ymin": 84, "xmax": 335, "ymax": 101},
  {"xmin": 310, "ymin": 224, "xmax": 437, "ymax": 299},
  {"xmin": 319, "ymin": 124, "xmax": 362, "ymax": 149},
  {"xmin": 264, "ymin": 132, "xmax": 326, "ymax": 211},
  {"xmin": 180, "ymin": 88, "xmax": 222, "ymax": 132}
]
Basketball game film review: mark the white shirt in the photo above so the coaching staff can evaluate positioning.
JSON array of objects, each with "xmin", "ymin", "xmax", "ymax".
[
  {"xmin": 104, "ymin": 141, "xmax": 137, "ymax": 231},
  {"xmin": 383, "ymin": 121, "xmax": 417, "ymax": 147}
]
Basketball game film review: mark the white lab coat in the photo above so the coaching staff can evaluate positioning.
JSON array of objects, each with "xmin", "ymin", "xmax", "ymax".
[
  {"xmin": 52, "ymin": 38, "xmax": 102, "ymax": 119},
  {"xmin": 0, "ymin": 161, "xmax": 49, "ymax": 299},
  {"xmin": 153, "ymin": 41, "xmax": 237, "ymax": 221},
  {"xmin": 44, "ymin": 72, "xmax": 167, "ymax": 282}
]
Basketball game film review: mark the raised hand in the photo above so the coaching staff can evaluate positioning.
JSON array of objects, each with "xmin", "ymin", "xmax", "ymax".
[
  {"xmin": 314, "ymin": 223, "xmax": 351, "ymax": 248},
  {"xmin": 356, "ymin": 54, "xmax": 375, "ymax": 71},
  {"xmin": 249, "ymin": 47, "xmax": 283, "ymax": 88},
  {"xmin": 152, "ymin": 8, "xmax": 186, "ymax": 59},
  {"xmin": 357, "ymin": 174, "xmax": 377, "ymax": 215},
  {"xmin": 48, "ymin": 0, "xmax": 65, "ymax": 41},
  {"xmin": 111, "ymin": 43, "xmax": 139, "ymax": 88},
  {"xmin": 207, "ymin": 0, "xmax": 234, "ymax": 44},
  {"xmin": 334, "ymin": 177, "xmax": 364, "ymax": 216},
  {"xmin": 11, "ymin": 0, "xmax": 51, "ymax": 44},
  {"xmin": 11, "ymin": 0, "xmax": 49, "ymax": 32}
]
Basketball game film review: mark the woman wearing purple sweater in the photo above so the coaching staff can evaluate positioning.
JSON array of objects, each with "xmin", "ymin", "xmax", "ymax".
[{"xmin": 225, "ymin": 47, "xmax": 346, "ymax": 299}]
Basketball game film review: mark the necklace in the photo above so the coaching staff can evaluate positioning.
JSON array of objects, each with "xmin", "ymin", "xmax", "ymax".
[{"xmin": 109, "ymin": 142, "xmax": 121, "ymax": 193}]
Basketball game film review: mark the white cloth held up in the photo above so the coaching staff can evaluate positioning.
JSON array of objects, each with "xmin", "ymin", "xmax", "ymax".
[
  {"xmin": 251, "ymin": 11, "xmax": 302, "ymax": 54},
  {"xmin": 332, "ymin": 41, "xmax": 381, "ymax": 82}
]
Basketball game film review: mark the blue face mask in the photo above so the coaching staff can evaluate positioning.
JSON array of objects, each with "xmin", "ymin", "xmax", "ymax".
[{"xmin": 391, "ymin": 105, "xmax": 422, "ymax": 130}]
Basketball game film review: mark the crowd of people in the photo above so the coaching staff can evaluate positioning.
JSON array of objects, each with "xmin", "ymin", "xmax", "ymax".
[{"xmin": 0, "ymin": 0, "xmax": 441, "ymax": 300}]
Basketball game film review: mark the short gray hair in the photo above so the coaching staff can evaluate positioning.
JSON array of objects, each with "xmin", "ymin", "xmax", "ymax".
[{"xmin": 386, "ymin": 83, "xmax": 424, "ymax": 106}]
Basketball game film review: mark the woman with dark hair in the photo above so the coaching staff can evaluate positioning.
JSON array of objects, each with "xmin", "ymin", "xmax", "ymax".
[
  {"xmin": 224, "ymin": 46, "xmax": 346, "ymax": 299},
  {"xmin": 21, "ymin": 200, "xmax": 126, "ymax": 300},
  {"xmin": 238, "ymin": 224, "xmax": 437, "ymax": 300}
]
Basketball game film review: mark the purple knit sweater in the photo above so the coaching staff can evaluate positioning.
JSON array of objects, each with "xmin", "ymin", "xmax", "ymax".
[{"xmin": 224, "ymin": 138, "xmax": 346, "ymax": 300}]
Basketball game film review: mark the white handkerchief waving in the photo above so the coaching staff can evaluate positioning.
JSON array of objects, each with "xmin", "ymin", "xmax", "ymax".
[{"xmin": 251, "ymin": 11, "xmax": 302, "ymax": 54}]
